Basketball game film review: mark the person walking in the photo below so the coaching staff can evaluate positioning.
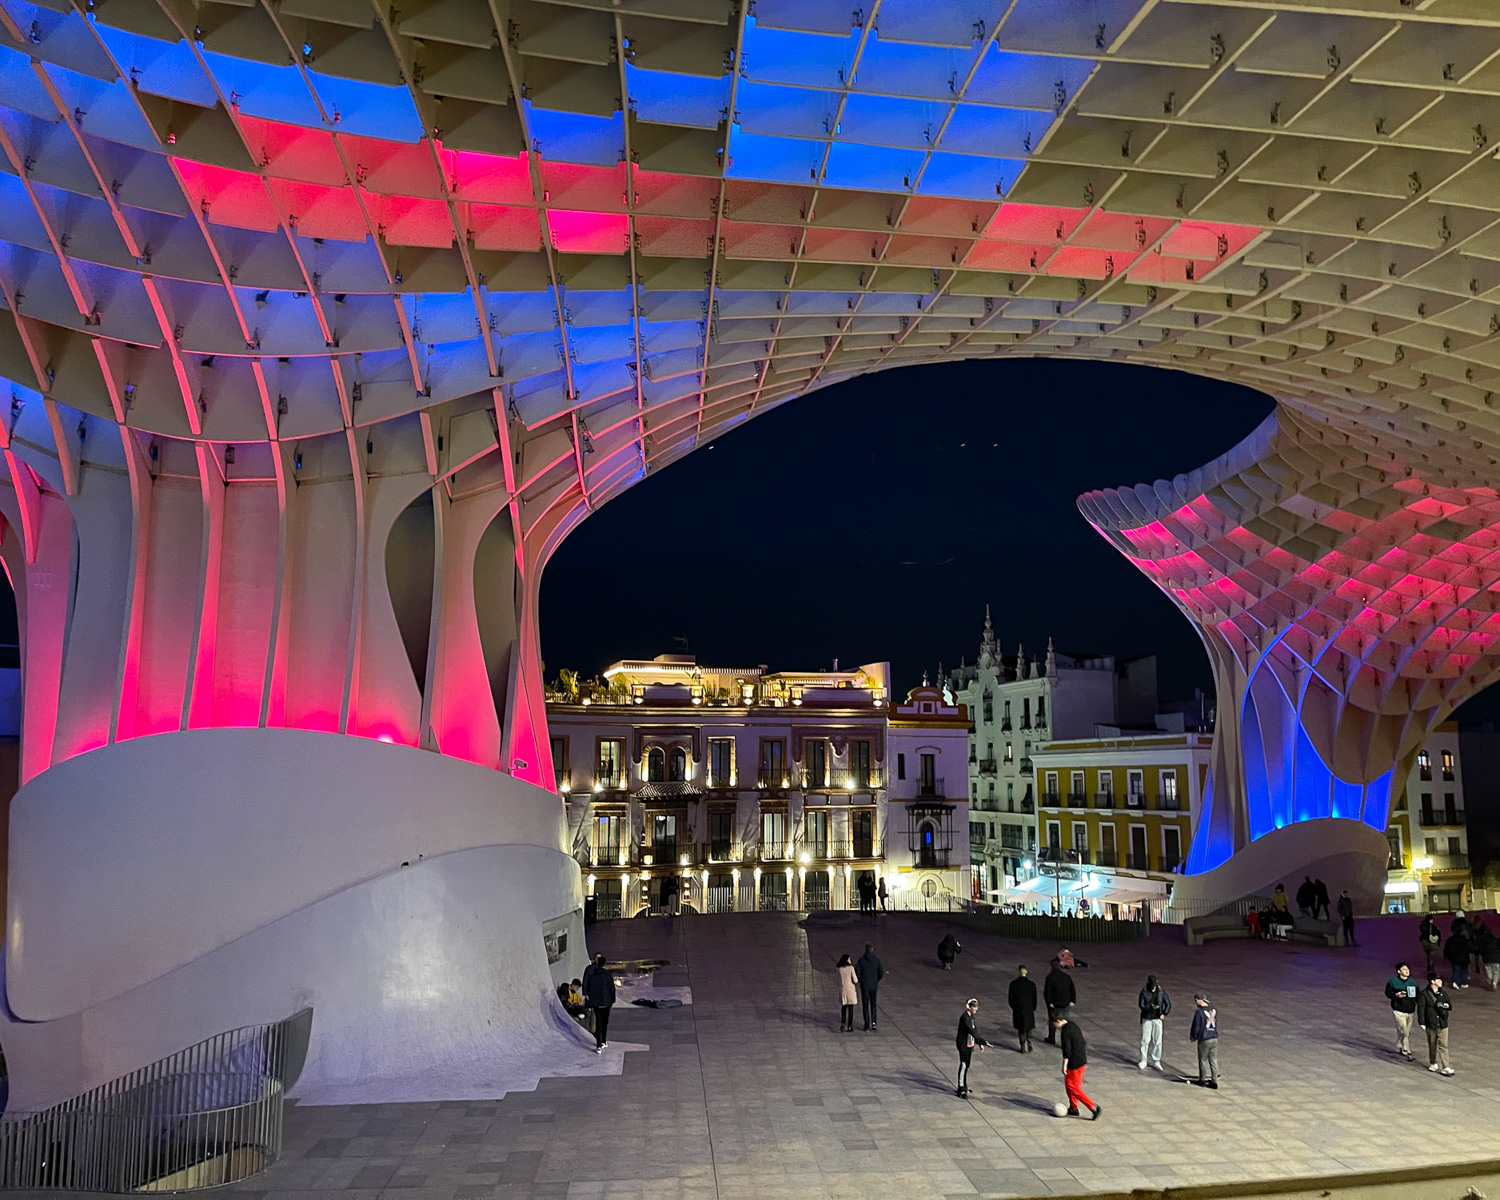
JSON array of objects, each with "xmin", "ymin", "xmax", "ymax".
[
  {"xmin": 1295, "ymin": 876, "xmax": 1316, "ymax": 918},
  {"xmin": 1444, "ymin": 923, "xmax": 1472, "ymax": 988},
  {"xmin": 855, "ymin": 942, "xmax": 884, "ymax": 1031},
  {"xmin": 1384, "ymin": 962, "xmax": 1419, "ymax": 1060},
  {"xmin": 1314, "ymin": 878, "xmax": 1331, "ymax": 920},
  {"xmin": 837, "ymin": 953, "xmax": 858, "ymax": 1032},
  {"xmin": 1336, "ymin": 890, "xmax": 1357, "ymax": 945},
  {"xmin": 1479, "ymin": 922, "xmax": 1500, "ymax": 991},
  {"xmin": 937, "ymin": 932, "xmax": 961, "ymax": 970},
  {"xmin": 1137, "ymin": 974, "xmax": 1171, "ymax": 1070},
  {"xmin": 1008, "ymin": 965, "xmax": 1038, "ymax": 1052},
  {"xmin": 581, "ymin": 952, "xmax": 616, "ymax": 1052},
  {"xmin": 1042, "ymin": 957, "xmax": 1076, "ymax": 1046},
  {"xmin": 1052, "ymin": 1011, "xmax": 1100, "ymax": 1119},
  {"xmin": 878, "ymin": 876, "xmax": 888, "ymax": 912},
  {"xmin": 1188, "ymin": 993, "xmax": 1219, "ymax": 1088},
  {"xmin": 1420, "ymin": 913, "xmax": 1442, "ymax": 978},
  {"xmin": 1416, "ymin": 974, "xmax": 1454, "ymax": 1075},
  {"xmin": 1470, "ymin": 917, "xmax": 1493, "ymax": 986},
  {"xmin": 954, "ymin": 998, "xmax": 989, "ymax": 1097}
]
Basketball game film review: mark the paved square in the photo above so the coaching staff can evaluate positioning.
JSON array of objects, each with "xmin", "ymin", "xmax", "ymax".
[{"xmin": 233, "ymin": 911, "xmax": 1500, "ymax": 1200}]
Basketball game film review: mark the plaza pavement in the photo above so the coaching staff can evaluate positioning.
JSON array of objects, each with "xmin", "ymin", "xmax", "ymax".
[{"xmin": 226, "ymin": 910, "xmax": 1500, "ymax": 1200}]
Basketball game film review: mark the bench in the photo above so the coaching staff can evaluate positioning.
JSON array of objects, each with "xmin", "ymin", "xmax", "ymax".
[{"xmin": 1185, "ymin": 913, "xmax": 1344, "ymax": 947}]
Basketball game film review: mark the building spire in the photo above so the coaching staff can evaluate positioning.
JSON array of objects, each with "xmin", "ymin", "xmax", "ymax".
[
  {"xmin": 978, "ymin": 604, "xmax": 998, "ymax": 670},
  {"xmin": 1046, "ymin": 637, "xmax": 1057, "ymax": 679}
]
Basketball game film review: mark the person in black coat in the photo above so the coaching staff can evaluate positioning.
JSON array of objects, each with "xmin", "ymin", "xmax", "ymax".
[
  {"xmin": 937, "ymin": 933, "xmax": 961, "ymax": 970},
  {"xmin": 1444, "ymin": 926, "xmax": 1472, "ymax": 988},
  {"xmin": 954, "ymin": 998, "xmax": 989, "ymax": 1097},
  {"xmin": 1008, "ymin": 965, "xmax": 1037, "ymax": 1052},
  {"xmin": 855, "ymin": 943, "xmax": 884, "ymax": 1031},
  {"xmin": 580, "ymin": 953, "xmax": 617, "ymax": 1051},
  {"xmin": 1042, "ymin": 958, "xmax": 1076, "ymax": 1045}
]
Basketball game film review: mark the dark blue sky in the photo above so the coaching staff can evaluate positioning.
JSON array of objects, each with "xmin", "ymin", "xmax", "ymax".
[{"xmin": 541, "ymin": 357, "xmax": 1275, "ymax": 704}]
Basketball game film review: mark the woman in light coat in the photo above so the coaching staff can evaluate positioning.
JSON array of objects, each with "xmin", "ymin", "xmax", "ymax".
[{"xmin": 838, "ymin": 953, "xmax": 859, "ymax": 1032}]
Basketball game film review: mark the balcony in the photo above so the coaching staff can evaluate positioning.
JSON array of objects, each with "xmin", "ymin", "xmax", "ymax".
[
  {"xmin": 593, "ymin": 771, "xmax": 626, "ymax": 793},
  {"xmin": 1000, "ymin": 720, "xmax": 1012, "ymax": 732},
  {"xmin": 1065, "ymin": 792, "xmax": 1087, "ymax": 808},
  {"xmin": 554, "ymin": 768, "xmax": 572, "ymax": 794},
  {"xmin": 1123, "ymin": 792, "xmax": 1148, "ymax": 809},
  {"xmin": 1041, "ymin": 790, "xmax": 1061, "ymax": 808},
  {"xmin": 758, "ymin": 766, "xmax": 794, "ymax": 790},
  {"xmin": 1156, "ymin": 793, "xmax": 1182, "ymax": 811},
  {"xmin": 1423, "ymin": 853, "xmax": 1469, "ymax": 872},
  {"xmin": 1125, "ymin": 851, "xmax": 1153, "ymax": 871},
  {"xmin": 1020, "ymin": 797, "xmax": 1035, "ymax": 814},
  {"xmin": 705, "ymin": 773, "xmax": 739, "ymax": 790},
  {"xmin": 806, "ymin": 766, "xmax": 883, "ymax": 791},
  {"xmin": 1421, "ymin": 807, "xmax": 1465, "ymax": 826},
  {"xmin": 1094, "ymin": 849, "xmax": 1118, "ymax": 868},
  {"xmin": 1019, "ymin": 757, "xmax": 1033, "ymax": 775},
  {"xmin": 1094, "ymin": 793, "xmax": 1115, "ymax": 809},
  {"xmin": 978, "ymin": 757, "xmax": 998, "ymax": 774},
  {"xmin": 916, "ymin": 777, "xmax": 945, "ymax": 798},
  {"xmin": 915, "ymin": 849, "xmax": 952, "ymax": 869}
]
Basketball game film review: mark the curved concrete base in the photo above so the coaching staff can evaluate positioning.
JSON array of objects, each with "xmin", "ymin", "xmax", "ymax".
[
  {"xmin": 1168, "ymin": 818, "xmax": 1390, "ymax": 917},
  {"xmin": 3, "ymin": 730, "xmax": 605, "ymax": 1108}
]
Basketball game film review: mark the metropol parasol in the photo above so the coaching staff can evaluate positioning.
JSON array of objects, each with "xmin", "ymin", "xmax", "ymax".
[{"xmin": 2, "ymin": 0, "xmax": 1498, "ymax": 1103}]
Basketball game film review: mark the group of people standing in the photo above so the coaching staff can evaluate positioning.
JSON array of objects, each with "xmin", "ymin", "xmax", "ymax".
[{"xmin": 1420, "ymin": 910, "xmax": 1500, "ymax": 989}]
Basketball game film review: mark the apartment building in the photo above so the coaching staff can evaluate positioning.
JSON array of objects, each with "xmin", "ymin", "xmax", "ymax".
[{"xmin": 1384, "ymin": 724, "xmax": 1474, "ymax": 913}]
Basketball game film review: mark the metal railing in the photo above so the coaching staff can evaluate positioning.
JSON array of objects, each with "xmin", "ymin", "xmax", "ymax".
[
  {"xmin": 1066, "ymin": 792, "xmax": 1088, "ymax": 808},
  {"xmin": 0, "ymin": 1009, "xmax": 312, "ymax": 1192},
  {"xmin": 916, "ymin": 777, "xmax": 944, "ymax": 797},
  {"xmin": 1156, "ymin": 793, "xmax": 1182, "ymax": 811},
  {"xmin": 1095, "ymin": 793, "xmax": 1115, "ymax": 809},
  {"xmin": 978, "ymin": 758, "xmax": 998, "ymax": 773},
  {"xmin": 1019, "ymin": 758, "xmax": 1033, "ymax": 775},
  {"xmin": 1041, "ymin": 791, "xmax": 1061, "ymax": 807},
  {"xmin": 1421, "ymin": 807, "xmax": 1465, "ymax": 826}
]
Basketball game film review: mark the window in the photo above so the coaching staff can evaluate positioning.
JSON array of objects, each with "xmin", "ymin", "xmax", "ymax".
[
  {"xmin": 983, "ymin": 691, "xmax": 993, "ymax": 723},
  {"xmin": 593, "ymin": 814, "xmax": 623, "ymax": 864},
  {"xmin": 1425, "ymin": 837, "xmax": 1437, "ymax": 854},
  {"xmin": 805, "ymin": 809, "xmax": 828, "ymax": 858},
  {"xmin": 1098, "ymin": 772, "xmax": 1113, "ymax": 798},
  {"xmin": 669, "ymin": 747, "xmax": 687, "ymax": 782},
  {"xmin": 1442, "ymin": 750, "xmax": 1455, "ymax": 781},
  {"xmin": 920, "ymin": 752, "xmax": 936, "ymax": 794},
  {"xmin": 1162, "ymin": 826, "xmax": 1182, "ymax": 871},
  {"xmin": 1099, "ymin": 823, "xmax": 1116, "ymax": 865},
  {"xmin": 646, "ymin": 747, "xmax": 665, "ymax": 782},
  {"xmin": 1036, "ymin": 695, "xmax": 1047, "ymax": 726},
  {"xmin": 761, "ymin": 810, "xmax": 786, "ymax": 857},
  {"xmin": 1072, "ymin": 823, "xmax": 1088, "ymax": 855},
  {"xmin": 761, "ymin": 740, "xmax": 786, "ymax": 786},
  {"xmin": 1027, "ymin": 825, "xmax": 1036, "ymax": 850},
  {"xmin": 850, "ymin": 740, "xmax": 872, "ymax": 787},
  {"xmin": 1448, "ymin": 836, "xmax": 1462, "ymax": 857},
  {"xmin": 1160, "ymin": 770, "xmax": 1179, "ymax": 808},
  {"xmin": 806, "ymin": 739, "xmax": 828, "ymax": 787},
  {"xmin": 852, "ymin": 809, "xmax": 874, "ymax": 857},
  {"xmin": 1022, "ymin": 697, "xmax": 1031, "ymax": 728},
  {"xmin": 1046, "ymin": 820, "xmax": 1061, "ymax": 850},
  {"xmin": 1418, "ymin": 750, "xmax": 1431, "ymax": 781},
  {"xmin": 598, "ymin": 739, "xmax": 624, "ymax": 788},
  {"xmin": 1044, "ymin": 770, "xmax": 1059, "ymax": 802},
  {"xmin": 1429, "ymin": 888, "xmax": 1462, "ymax": 912},
  {"xmin": 971, "ymin": 781, "xmax": 978, "ymax": 802},
  {"xmin": 709, "ymin": 738, "xmax": 734, "ymax": 787},
  {"xmin": 1070, "ymin": 770, "xmax": 1085, "ymax": 799},
  {"xmin": 550, "ymin": 736, "xmax": 568, "ymax": 789},
  {"xmin": 1386, "ymin": 828, "xmax": 1402, "ymax": 867},
  {"xmin": 1005, "ymin": 741, "xmax": 1014, "ymax": 763},
  {"xmin": 897, "ymin": 752, "xmax": 906, "ymax": 780},
  {"xmin": 1001, "ymin": 823, "xmax": 1023, "ymax": 850},
  {"xmin": 708, "ymin": 811, "xmax": 733, "ymax": 860},
  {"xmin": 987, "ymin": 780, "xmax": 995, "ymax": 803},
  {"xmin": 652, "ymin": 813, "xmax": 677, "ymax": 859},
  {"xmin": 1126, "ymin": 769, "xmax": 1145, "ymax": 804},
  {"xmin": 1002, "ymin": 699, "xmax": 1012, "ymax": 729}
]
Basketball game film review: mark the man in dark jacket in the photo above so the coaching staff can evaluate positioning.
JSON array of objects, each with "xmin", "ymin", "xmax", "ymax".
[
  {"xmin": 1444, "ymin": 925, "xmax": 1472, "ymax": 988},
  {"xmin": 855, "ymin": 943, "xmax": 884, "ymax": 1031},
  {"xmin": 1385, "ymin": 963, "xmax": 1419, "ymax": 1060},
  {"xmin": 1188, "ymin": 993, "xmax": 1219, "ymax": 1088},
  {"xmin": 954, "ymin": 998, "xmax": 988, "ymax": 1097},
  {"xmin": 1008, "ymin": 965, "xmax": 1037, "ymax": 1052},
  {"xmin": 1336, "ymin": 890, "xmax": 1357, "ymax": 945},
  {"xmin": 1137, "ymin": 974, "xmax": 1171, "ymax": 1071},
  {"xmin": 1042, "ymin": 958, "xmax": 1076, "ymax": 1045},
  {"xmin": 938, "ymin": 932, "xmax": 961, "ymax": 970},
  {"xmin": 1052, "ymin": 1011, "xmax": 1099, "ymax": 1119},
  {"xmin": 1313, "ymin": 878, "xmax": 1331, "ymax": 920},
  {"xmin": 581, "ymin": 953, "xmax": 616, "ymax": 1052},
  {"xmin": 1295, "ymin": 876, "xmax": 1316, "ymax": 918},
  {"xmin": 1479, "ymin": 923, "xmax": 1500, "ymax": 991},
  {"xmin": 1420, "ymin": 913, "xmax": 1442, "ymax": 977},
  {"xmin": 1416, "ymin": 975, "xmax": 1454, "ymax": 1074}
]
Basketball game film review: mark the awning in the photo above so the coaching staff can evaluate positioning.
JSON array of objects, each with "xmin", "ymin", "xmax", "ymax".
[
  {"xmin": 1001, "ymin": 871, "xmax": 1169, "ymax": 906},
  {"xmin": 634, "ymin": 781, "xmax": 704, "ymax": 800}
]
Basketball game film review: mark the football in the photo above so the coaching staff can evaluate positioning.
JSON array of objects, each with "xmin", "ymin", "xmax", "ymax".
[{"xmin": 1053, "ymin": 1102, "xmax": 1069, "ymax": 1118}]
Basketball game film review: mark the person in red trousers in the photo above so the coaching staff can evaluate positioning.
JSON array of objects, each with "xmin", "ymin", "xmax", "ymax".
[{"xmin": 1052, "ymin": 1011, "xmax": 1101, "ymax": 1119}]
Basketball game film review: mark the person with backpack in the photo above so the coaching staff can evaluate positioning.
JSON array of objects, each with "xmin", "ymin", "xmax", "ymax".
[
  {"xmin": 1416, "ymin": 974, "xmax": 1455, "ymax": 1075},
  {"xmin": 1137, "ymin": 974, "xmax": 1171, "ymax": 1070},
  {"xmin": 1189, "ymin": 993, "xmax": 1219, "ymax": 1088},
  {"xmin": 1384, "ymin": 962, "xmax": 1419, "ymax": 1060},
  {"xmin": 937, "ymin": 932, "xmax": 961, "ymax": 970},
  {"xmin": 954, "ymin": 998, "xmax": 989, "ymax": 1097},
  {"xmin": 1042, "ymin": 957, "xmax": 1076, "ymax": 1046}
]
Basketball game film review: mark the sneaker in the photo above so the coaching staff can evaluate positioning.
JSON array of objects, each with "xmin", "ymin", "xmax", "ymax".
[
  {"xmin": 1066, "ymin": 1108, "xmax": 1079, "ymax": 1117},
  {"xmin": 1151, "ymin": 1061, "xmax": 1164, "ymax": 1071},
  {"xmin": 1429, "ymin": 1063, "xmax": 1441, "ymax": 1072},
  {"xmin": 1207, "ymin": 1081, "xmax": 1218, "ymax": 1090},
  {"xmin": 1091, "ymin": 1103, "xmax": 1103, "ymax": 1120},
  {"xmin": 1137, "ymin": 1061, "xmax": 1147, "ymax": 1070},
  {"xmin": 1441, "ymin": 1068, "xmax": 1455, "ymax": 1076}
]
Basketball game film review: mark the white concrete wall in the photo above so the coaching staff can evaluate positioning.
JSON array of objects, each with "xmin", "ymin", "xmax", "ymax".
[{"xmin": 4, "ymin": 729, "xmax": 589, "ymax": 1107}]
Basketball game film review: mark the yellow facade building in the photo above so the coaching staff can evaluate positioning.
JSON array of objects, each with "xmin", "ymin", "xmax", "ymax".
[{"xmin": 1013, "ymin": 731, "xmax": 1212, "ymax": 916}]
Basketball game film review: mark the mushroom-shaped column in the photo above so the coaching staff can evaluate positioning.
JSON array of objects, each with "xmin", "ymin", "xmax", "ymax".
[{"xmin": 1080, "ymin": 407, "xmax": 1500, "ymax": 902}]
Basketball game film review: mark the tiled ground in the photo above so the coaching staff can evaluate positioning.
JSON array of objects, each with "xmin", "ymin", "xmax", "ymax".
[{"xmin": 232, "ymin": 911, "xmax": 1500, "ymax": 1200}]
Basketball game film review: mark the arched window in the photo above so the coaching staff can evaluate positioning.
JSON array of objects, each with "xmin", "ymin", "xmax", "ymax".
[
  {"xmin": 669, "ymin": 746, "xmax": 686, "ymax": 781},
  {"xmin": 647, "ymin": 747, "xmax": 665, "ymax": 782},
  {"xmin": 919, "ymin": 820, "xmax": 937, "ymax": 867}
]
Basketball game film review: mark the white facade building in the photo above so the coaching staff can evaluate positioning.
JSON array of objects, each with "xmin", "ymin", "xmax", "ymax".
[
  {"xmin": 885, "ymin": 683, "xmax": 972, "ymax": 909},
  {"xmin": 947, "ymin": 609, "xmax": 1155, "ymax": 900},
  {"xmin": 1384, "ymin": 724, "xmax": 1475, "ymax": 914}
]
